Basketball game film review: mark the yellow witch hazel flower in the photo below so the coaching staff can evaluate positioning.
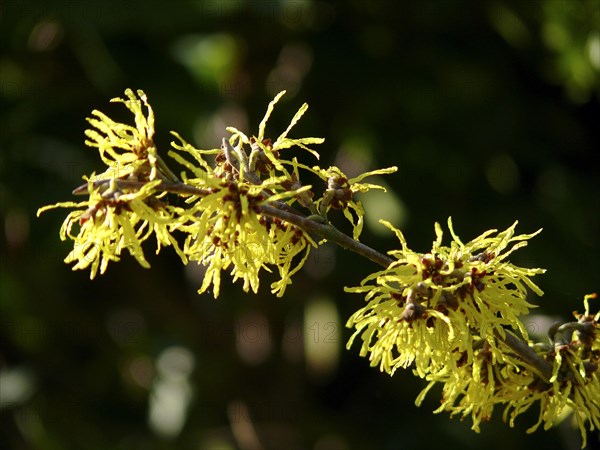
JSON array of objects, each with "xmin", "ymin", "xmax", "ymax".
[
  {"xmin": 40, "ymin": 88, "xmax": 342, "ymax": 297},
  {"xmin": 174, "ymin": 172, "xmax": 316, "ymax": 298},
  {"xmin": 37, "ymin": 89, "xmax": 186, "ymax": 278},
  {"xmin": 500, "ymin": 294, "xmax": 600, "ymax": 448},
  {"xmin": 345, "ymin": 218, "xmax": 545, "ymax": 377},
  {"xmin": 85, "ymin": 88, "xmax": 177, "ymax": 183},
  {"xmin": 166, "ymin": 91, "xmax": 322, "ymax": 298},
  {"xmin": 415, "ymin": 324, "xmax": 596, "ymax": 444},
  {"xmin": 414, "ymin": 340, "xmax": 524, "ymax": 433},
  {"xmin": 414, "ymin": 334, "xmax": 546, "ymax": 435},
  {"xmin": 37, "ymin": 178, "xmax": 186, "ymax": 278},
  {"xmin": 308, "ymin": 165, "xmax": 398, "ymax": 240}
]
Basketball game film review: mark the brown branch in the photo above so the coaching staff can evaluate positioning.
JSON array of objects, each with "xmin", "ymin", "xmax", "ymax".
[
  {"xmin": 72, "ymin": 179, "xmax": 212, "ymax": 197},
  {"xmin": 499, "ymin": 331, "xmax": 552, "ymax": 382},
  {"xmin": 73, "ymin": 178, "xmax": 303, "ymax": 217}
]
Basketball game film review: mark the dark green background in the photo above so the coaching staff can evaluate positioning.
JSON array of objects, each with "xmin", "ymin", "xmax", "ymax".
[{"xmin": 1, "ymin": 1, "xmax": 599, "ymax": 449}]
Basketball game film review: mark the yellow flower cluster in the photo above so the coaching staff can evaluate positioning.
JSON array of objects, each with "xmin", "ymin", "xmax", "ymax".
[
  {"xmin": 37, "ymin": 178, "xmax": 185, "ymax": 278},
  {"xmin": 38, "ymin": 89, "xmax": 395, "ymax": 297},
  {"xmin": 37, "ymin": 88, "xmax": 599, "ymax": 444},
  {"xmin": 415, "ymin": 339, "xmax": 528, "ymax": 432},
  {"xmin": 347, "ymin": 220, "xmax": 600, "ymax": 447},
  {"xmin": 166, "ymin": 151, "xmax": 317, "ymax": 297},
  {"xmin": 346, "ymin": 218, "xmax": 545, "ymax": 376},
  {"xmin": 418, "ymin": 294, "xmax": 600, "ymax": 447},
  {"xmin": 500, "ymin": 294, "xmax": 600, "ymax": 447},
  {"xmin": 37, "ymin": 89, "xmax": 186, "ymax": 278},
  {"xmin": 164, "ymin": 92, "xmax": 323, "ymax": 298}
]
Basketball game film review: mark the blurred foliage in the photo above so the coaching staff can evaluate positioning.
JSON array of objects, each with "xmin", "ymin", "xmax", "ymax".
[{"xmin": 1, "ymin": 1, "xmax": 599, "ymax": 449}]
